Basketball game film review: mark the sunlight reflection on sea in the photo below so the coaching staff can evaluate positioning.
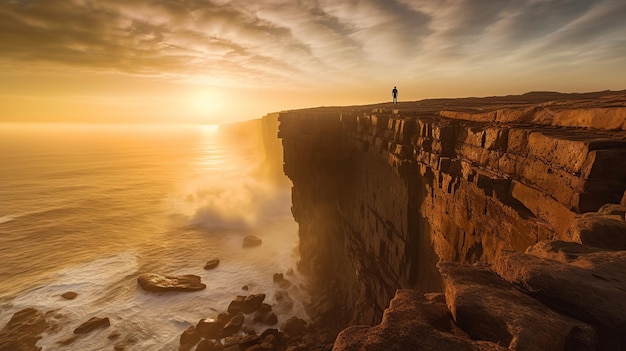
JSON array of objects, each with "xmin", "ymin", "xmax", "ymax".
[{"xmin": 0, "ymin": 123, "xmax": 305, "ymax": 350}]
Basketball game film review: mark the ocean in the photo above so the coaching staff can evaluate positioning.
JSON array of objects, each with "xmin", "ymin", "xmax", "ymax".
[{"xmin": 0, "ymin": 123, "xmax": 305, "ymax": 350}]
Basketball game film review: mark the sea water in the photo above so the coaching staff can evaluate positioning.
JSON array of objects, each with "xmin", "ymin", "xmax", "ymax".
[{"xmin": 0, "ymin": 123, "xmax": 305, "ymax": 350}]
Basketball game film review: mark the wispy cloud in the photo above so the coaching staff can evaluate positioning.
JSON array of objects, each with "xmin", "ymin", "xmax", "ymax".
[{"xmin": 0, "ymin": 0, "xmax": 624, "ymax": 89}]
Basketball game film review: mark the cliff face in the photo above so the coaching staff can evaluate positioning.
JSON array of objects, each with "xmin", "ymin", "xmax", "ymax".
[{"xmin": 278, "ymin": 91, "xmax": 626, "ymax": 350}]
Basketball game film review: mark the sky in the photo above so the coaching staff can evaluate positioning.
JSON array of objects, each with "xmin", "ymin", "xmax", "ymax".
[{"xmin": 1, "ymin": 0, "xmax": 625, "ymax": 124}]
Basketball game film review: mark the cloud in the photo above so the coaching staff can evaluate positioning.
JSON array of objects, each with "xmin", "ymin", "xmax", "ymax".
[{"xmin": 0, "ymin": 0, "xmax": 624, "ymax": 89}]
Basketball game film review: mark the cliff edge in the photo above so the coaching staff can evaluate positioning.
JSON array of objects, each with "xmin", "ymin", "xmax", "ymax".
[{"xmin": 278, "ymin": 90, "xmax": 626, "ymax": 351}]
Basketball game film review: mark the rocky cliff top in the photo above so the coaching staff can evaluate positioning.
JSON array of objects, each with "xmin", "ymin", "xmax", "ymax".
[{"xmin": 278, "ymin": 90, "xmax": 626, "ymax": 351}]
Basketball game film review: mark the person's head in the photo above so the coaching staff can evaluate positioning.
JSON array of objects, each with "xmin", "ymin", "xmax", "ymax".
[{"xmin": 394, "ymin": 86, "xmax": 396, "ymax": 88}]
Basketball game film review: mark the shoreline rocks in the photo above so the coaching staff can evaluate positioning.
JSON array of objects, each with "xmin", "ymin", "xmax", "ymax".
[{"xmin": 174, "ymin": 282, "xmax": 328, "ymax": 351}]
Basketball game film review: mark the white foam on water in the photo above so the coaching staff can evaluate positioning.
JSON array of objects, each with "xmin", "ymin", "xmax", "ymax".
[
  {"xmin": 0, "ymin": 252, "xmax": 138, "ymax": 349},
  {"xmin": 2, "ymin": 235, "xmax": 309, "ymax": 350},
  {"xmin": 9, "ymin": 252, "xmax": 138, "ymax": 310},
  {"xmin": 0, "ymin": 214, "xmax": 17, "ymax": 224}
]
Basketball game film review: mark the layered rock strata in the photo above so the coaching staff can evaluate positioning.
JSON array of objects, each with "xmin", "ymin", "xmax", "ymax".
[{"xmin": 277, "ymin": 90, "xmax": 626, "ymax": 350}]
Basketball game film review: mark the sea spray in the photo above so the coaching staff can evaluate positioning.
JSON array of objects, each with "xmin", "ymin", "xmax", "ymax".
[{"xmin": 0, "ymin": 123, "xmax": 308, "ymax": 350}]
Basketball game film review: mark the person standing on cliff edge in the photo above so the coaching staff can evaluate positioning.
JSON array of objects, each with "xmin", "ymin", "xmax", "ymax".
[{"xmin": 392, "ymin": 86, "xmax": 398, "ymax": 104}]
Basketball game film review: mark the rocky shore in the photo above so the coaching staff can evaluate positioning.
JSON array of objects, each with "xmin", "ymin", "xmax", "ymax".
[{"xmin": 0, "ymin": 267, "xmax": 330, "ymax": 351}]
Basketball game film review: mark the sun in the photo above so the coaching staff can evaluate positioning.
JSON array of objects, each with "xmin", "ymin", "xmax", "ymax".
[
  {"xmin": 202, "ymin": 124, "xmax": 220, "ymax": 132},
  {"xmin": 189, "ymin": 90, "xmax": 224, "ymax": 116}
]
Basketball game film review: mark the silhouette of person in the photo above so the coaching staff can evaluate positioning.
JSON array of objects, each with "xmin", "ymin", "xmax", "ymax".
[{"xmin": 392, "ymin": 86, "xmax": 398, "ymax": 104}]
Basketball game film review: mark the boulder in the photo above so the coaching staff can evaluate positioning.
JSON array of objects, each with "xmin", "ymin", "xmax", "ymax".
[
  {"xmin": 74, "ymin": 316, "xmax": 110, "ymax": 334},
  {"xmin": 61, "ymin": 291, "xmax": 78, "ymax": 300},
  {"xmin": 243, "ymin": 235, "xmax": 262, "ymax": 248},
  {"xmin": 525, "ymin": 240, "xmax": 604, "ymax": 262},
  {"xmin": 258, "ymin": 303, "xmax": 272, "ymax": 313},
  {"xmin": 242, "ymin": 294, "xmax": 266, "ymax": 314},
  {"xmin": 332, "ymin": 290, "xmax": 507, "ymax": 351},
  {"xmin": 494, "ymin": 249, "xmax": 626, "ymax": 334},
  {"xmin": 180, "ymin": 326, "xmax": 201, "ymax": 351},
  {"xmin": 523, "ymin": 241, "xmax": 626, "ymax": 349},
  {"xmin": 239, "ymin": 334, "xmax": 261, "ymax": 350},
  {"xmin": 242, "ymin": 325, "xmax": 257, "ymax": 336},
  {"xmin": 272, "ymin": 273, "xmax": 292, "ymax": 288},
  {"xmin": 223, "ymin": 335, "xmax": 241, "ymax": 349},
  {"xmin": 597, "ymin": 203, "xmax": 626, "ymax": 218},
  {"xmin": 571, "ymin": 215, "xmax": 626, "ymax": 250},
  {"xmin": 278, "ymin": 279, "xmax": 292, "ymax": 289},
  {"xmin": 439, "ymin": 262, "xmax": 596, "ymax": 351},
  {"xmin": 272, "ymin": 273, "xmax": 284, "ymax": 283},
  {"xmin": 261, "ymin": 334, "xmax": 277, "ymax": 345},
  {"xmin": 196, "ymin": 318, "xmax": 222, "ymax": 339},
  {"xmin": 195, "ymin": 339, "xmax": 223, "ymax": 351},
  {"xmin": 222, "ymin": 313, "xmax": 244, "ymax": 337},
  {"xmin": 254, "ymin": 304, "xmax": 276, "ymax": 325},
  {"xmin": 274, "ymin": 291, "xmax": 294, "ymax": 312},
  {"xmin": 228, "ymin": 296, "xmax": 246, "ymax": 314},
  {"xmin": 0, "ymin": 308, "xmax": 49, "ymax": 351},
  {"xmin": 254, "ymin": 311, "xmax": 278, "ymax": 326},
  {"xmin": 260, "ymin": 328, "xmax": 279, "ymax": 340},
  {"xmin": 217, "ymin": 312, "xmax": 233, "ymax": 326},
  {"xmin": 137, "ymin": 273, "xmax": 206, "ymax": 292},
  {"xmin": 204, "ymin": 259, "xmax": 220, "ymax": 270},
  {"xmin": 281, "ymin": 317, "xmax": 307, "ymax": 338}
]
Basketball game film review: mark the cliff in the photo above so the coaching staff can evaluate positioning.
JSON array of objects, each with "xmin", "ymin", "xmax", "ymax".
[{"xmin": 277, "ymin": 90, "xmax": 626, "ymax": 350}]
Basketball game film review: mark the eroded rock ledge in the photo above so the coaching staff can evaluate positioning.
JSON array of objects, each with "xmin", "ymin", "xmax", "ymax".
[{"xmin": 277, "ymin": 90, "xmax": 626, "ymax": 350}]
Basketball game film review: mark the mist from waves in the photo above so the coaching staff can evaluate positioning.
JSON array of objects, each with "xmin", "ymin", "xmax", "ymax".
[{"xmin": 0, "ymin": 123, "xmax": 306, "ymax": 350}]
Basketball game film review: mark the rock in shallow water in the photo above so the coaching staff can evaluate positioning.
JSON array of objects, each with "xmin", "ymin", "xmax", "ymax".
[
  {"xmin": 272, "ymin": 273, "xmax": 284, "ymax": 283},
  {"xmin": 243, "ymin": 235, "xmax": 263, "ymax": 247},
  {"xmin": 254, "ymin": 310, "xmax": 278, "ymax": 326},
  {"xmin": 227, "ymin": 295, "xmax": 246, "ymax": 314},
  {"xmin": 179, "ymin": 326, "xmax": 201, "ymax": 350},
  {"xmin": 242, "ymin": 294, "xmax": 266, "ymax": 314},
  {"xmin": 137, "ymin": 273, "xmax": 206, "ymax": 292},
  {"xmin": 204, "ymin": 259, "xmax": 220, "ymax": 270},
  {"xmin": 61, "ymin": 291, "xmax": 78, "ymax": 300},
  {"xmin": 74, "ymin": 316, "xmax": 110, "ymax": 334},
  {"xmin": 281, "ymin": 317, "xmax": 307, "ymax": 338},
  {"xmin": 222, "ymin": 313, "xmax": 244, "ymax": 337},
  {"xmin": 196, "ymin": 318, "xmax": 222, "ymax": 340},
  {"xmin": 194, "ymin": 339, "xmax": 222, "ymax": 351},
  {"xmin": 0, "ymin": 308, "xmax": 49, "ymax": 351}
]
